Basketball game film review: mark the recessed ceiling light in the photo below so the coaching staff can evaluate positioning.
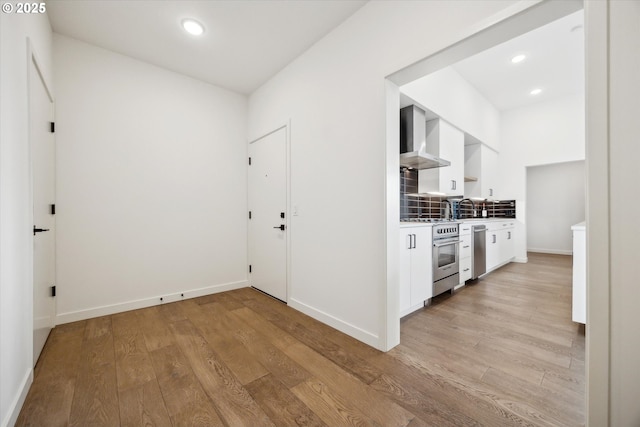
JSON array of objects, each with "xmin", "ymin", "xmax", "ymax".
[
  {"xmin": 511, "ymin": 54, "xmax": 526, "ymax": 64},
  {"xmin": 530, "ymin": 88, "xmax": 542, "ymax": 96},
  {"xmin": 182, "ymin": 19, "xmax": 204, "ymax": 36}
]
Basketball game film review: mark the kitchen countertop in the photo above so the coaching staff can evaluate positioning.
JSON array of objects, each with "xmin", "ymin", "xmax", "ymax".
[
  {"xmin": 401, "ymin": 218, "xmax": 515, "ymax": 227},
  {"xmin": 400, "ymin": 222, "xmax": 434, "ymax": 228}
]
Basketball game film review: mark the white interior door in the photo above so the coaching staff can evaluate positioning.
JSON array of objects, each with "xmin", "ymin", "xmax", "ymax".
[
  {"xmin": 30, "ymin": 52, "xmax": 56, "ymax": 365},
  {"xmin": 248, "ymin": 127, "xmax": 287, "ymax": 301}
]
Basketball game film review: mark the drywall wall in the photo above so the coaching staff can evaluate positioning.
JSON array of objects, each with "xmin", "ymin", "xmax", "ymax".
[
  {"xmin": 499, "ymin": 93, "xmax": 585, "ymax": 262},
  {"xmin": 0, "ymin": 10, "xmax": 53, "ymax": 427},
  {"xmin": 401, "ymin": 67, "xmax": 501, "ymax": 151},
  {"xmin": 248, "ymin": 0, "xmax": 518, "ymax": 350},
  {"xmin": 53, "ymin": 35, "xmax": 248, "ymax": 323},
  {"xmin": 526, "ymin": 161, "xmax": 585, "ymax": 254}
]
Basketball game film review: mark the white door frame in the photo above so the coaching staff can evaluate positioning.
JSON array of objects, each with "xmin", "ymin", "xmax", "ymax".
[
  {"xmin": 27, "ymin": 38, "xmax": 56, "ymax": 365},
  {"xmin": 248, "ymin": 121, "xmax": 291, "ymax": 302}
]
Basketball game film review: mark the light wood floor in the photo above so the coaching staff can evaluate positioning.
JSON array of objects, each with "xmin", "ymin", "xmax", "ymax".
[{"xmin": 17, "ymin": 252, "xmax": 584, "ymax": 426}]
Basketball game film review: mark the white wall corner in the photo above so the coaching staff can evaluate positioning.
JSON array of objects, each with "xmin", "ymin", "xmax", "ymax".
[
  {"xmin": 288, "ymin": 298, "xmax": 382, "ymax": 350},
  {"xmin": 1, "ymin": 369, "xmax": 33, "ymax": 427}
]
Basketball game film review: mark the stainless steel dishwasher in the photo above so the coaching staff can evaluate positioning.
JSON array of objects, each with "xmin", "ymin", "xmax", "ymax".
[{"xmin": 471, "ymin": 225, "xmax": 486, "ymax": 279}]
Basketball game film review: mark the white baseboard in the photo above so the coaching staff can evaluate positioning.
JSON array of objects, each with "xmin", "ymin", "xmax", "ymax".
[
  {"xmin": 2, "ymin": 368, "xmax": 33, "ymax": 427},
  {"xmin": 288, "ymin": 297, "xmax": 381, "ymax": 350},
  {"xmin": 514, "ymin": 256, "xmax": 528, "ymax": 263},
  {"xmin": 56, "ymin": 280, "xmax": 248, "ymax": 325},
  {"xmin": 528, "ymin": 248, "xmax": 572, "ymax": 256}
]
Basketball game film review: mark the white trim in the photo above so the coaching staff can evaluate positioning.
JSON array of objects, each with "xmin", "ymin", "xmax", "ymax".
[
  {"xmin": 55, "ymin": 280, "xmax": 248, "ymax": 324},
  {"xmin": 289, "ymin": 298, "xmax": 381, "ymax": 349},
  {"xmin": 585, "ymin": 1, "xmax": 610, "ymax": 424},
  {"xmin": 527, "ymin": 248, "xmax": 573, "ymax": 256},
  {"xmin": 1, "ymin": 369, "xmax": 33, "ymax": 427}
]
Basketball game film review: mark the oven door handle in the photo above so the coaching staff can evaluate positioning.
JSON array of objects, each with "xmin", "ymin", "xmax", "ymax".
[{"xmin": 433, "ymin": 240, "xmax": 461, "ymax": 247}]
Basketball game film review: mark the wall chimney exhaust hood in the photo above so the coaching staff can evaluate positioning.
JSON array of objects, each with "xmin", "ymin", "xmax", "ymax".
[{"xmin": 400, "ymin": 105, "xmax": 451, "ymax": 169}]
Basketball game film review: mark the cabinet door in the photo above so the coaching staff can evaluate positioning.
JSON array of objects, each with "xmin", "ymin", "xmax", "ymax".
[
  {"xmin": 486, "ymin": 231, "xmax": 500, "ymax": 271},
  {"xmin": 481, "ymin": 146, "xmax": 499, "ymax": 199},
  {"xmin": 500, "ymin": 228, "xmax": 515, "ymax": 263},
  {"xmin": 419, "ymin": 120, "xmax": 464, "ymax": 196},
  {"xmin": 399, "ymin": 231, "xmax": 412, "ymax": 313},
  {"xmin": 411, "ymin": 227, "xmax": 432, "ymax": 303},
  {"xmin": 438, "ymin": 121, "xmax": 465, "ymax": 195}
]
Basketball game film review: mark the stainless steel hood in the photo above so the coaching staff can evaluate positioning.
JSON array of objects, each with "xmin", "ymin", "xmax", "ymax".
[
  {"xmin": 400, "ymin": 105, "xmax": 450, "ymax": 169},
  {"xmin": 400, "ymin": 150, "xmax": 451, "ymax": 169}
]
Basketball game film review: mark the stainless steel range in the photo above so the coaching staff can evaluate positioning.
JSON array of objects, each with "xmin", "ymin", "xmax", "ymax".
[{"xmin": 432, "ymin": 222, "xmax": 460, "ymax": 297}]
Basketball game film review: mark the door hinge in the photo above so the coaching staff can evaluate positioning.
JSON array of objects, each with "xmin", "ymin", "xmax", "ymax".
[
  {"xmin": 50, "ymin": 122, "xmax": 55, "ymax": 133},
  {"xmin": 50, "ymin": 285, "xmax": 56, "ymax": 297},
  {"xmin": 249, "ymin": 211, "xmax": 252, "ymax": 219},
  {"xmin": 249, "ymin": 265, "xmax": 252, "ymax": 273},
  {"xmin": 280, "ymin": 212, "xmax": 285, "ymax": 219},
  {"xmin": 248, "ymin": 157, "xmax": 252, "ymax": 165},
  {"xmin": 50, "ymin": 204, "xmax": 56, "ymax": 215}
]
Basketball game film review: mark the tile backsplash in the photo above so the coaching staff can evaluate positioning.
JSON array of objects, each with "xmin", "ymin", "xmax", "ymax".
[{"xmin": 400, "ymin": 168, "xmax": 516, "ymax": 220}]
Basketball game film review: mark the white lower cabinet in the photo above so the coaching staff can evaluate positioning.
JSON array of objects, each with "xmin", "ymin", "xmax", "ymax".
[
  {"xmin": 399, "ymin": 226, "xmax": 433, "ymax": 316},
  {"xmin": 485, "ymin": 221, "xmax": 515, "ymax": 272}
]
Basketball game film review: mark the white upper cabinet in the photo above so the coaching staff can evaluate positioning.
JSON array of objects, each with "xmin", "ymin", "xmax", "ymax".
[
  {"xmin": 464, "ymin": 142, "xmax": 499, "ymax": 200},
  {"xmin": 418, "ymin": 119, "xmax": 465, "ymax": 196}
]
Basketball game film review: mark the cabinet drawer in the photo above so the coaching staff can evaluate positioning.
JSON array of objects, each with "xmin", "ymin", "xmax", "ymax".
[
  {"xmin": 460, "ymin": 257, "xmax": 472, "ymax": 282},
  {"xmin": 460, "ymin": 235, "xmax": 472, "ymax": 259}
]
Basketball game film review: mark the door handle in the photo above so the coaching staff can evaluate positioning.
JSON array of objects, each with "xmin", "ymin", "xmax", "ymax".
[
  {"xmin": 33, "ymin": 226, "xmax": 50, "ymax": 236},
  {"xmin": 273, "ymin": 224, "xmax": 285, "ymax": 231}
]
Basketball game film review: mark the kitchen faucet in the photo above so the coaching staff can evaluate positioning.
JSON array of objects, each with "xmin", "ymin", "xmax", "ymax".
[
  {"xmin": 441, "ymin": 199, "xmax": 452, "ymax": 220},
  {"xmin": 458, "ymin": 198, "xmax": 476, "ymax": 219}
]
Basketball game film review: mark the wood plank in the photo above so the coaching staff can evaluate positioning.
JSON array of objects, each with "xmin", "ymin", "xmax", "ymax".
[
  {"xmin": 281, "ymin": 342, "xmax": 415, "ymax": 427},
  {"xmin": 149, "ymin": 345, "xmax": 223, "ymax": 426},
  {"xmin": 68, "ymin": 325, "xmax": 120, "ymax": 426},
  {"xmin": 246, "ymin": 374, "xmax": 326, "ymax": 427},
  {"xmin": 291, "ymin": 378, "xmax": 374, "ymax": 427},
  {"xmin": 169, "ymin": 319, "xmax": 275, "ymax": 427},
  {"xmin": 179, "ymin": 300, "xmax": 270, "ymax": 385},
  {"xmin": 137, "ymin": 306, "xmax": 176, "ymax": 352},
  {"xmin": 481, "ymin": 367, "xmax": 583, "ymax": 426},
  {"xmin": 158, "ymin": 301, "xmax": 187, "ymax": 323},
  {"xmin": 112, "ymin": 310, "xmax": 156, "ymax": 391},
  {"xmin": 118, "ymin": 379, "xmax": 172, "ymax": 427},
  {"xmin": 223, "ymin": 312, "xmax": 311, "ymax": 388}
]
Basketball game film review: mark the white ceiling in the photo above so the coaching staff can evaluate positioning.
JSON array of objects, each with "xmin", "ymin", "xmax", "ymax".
[
  {"xmin": 46, "ymin": 0, "xmax": 367, "ymax": 94},
  {"xmin": 452, "ymin": 10, "xmax": 584, "ymax": 111}
]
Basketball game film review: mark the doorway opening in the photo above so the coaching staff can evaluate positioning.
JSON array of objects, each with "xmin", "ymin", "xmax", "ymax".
[{"xmin": 384, "ymin": 0, "xmax": 586, "ymax": 423}]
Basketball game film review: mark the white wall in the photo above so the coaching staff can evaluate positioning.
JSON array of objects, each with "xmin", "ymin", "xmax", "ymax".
[
  {"xmin": 526, "ymin": 160, "xmax": 585, "ymax": 254},
  {"xmin": 53, "ymin": 35, "xmax": 248, "ymax": 323},
  {"xmin": 401, "ymin": 67, "xmax": 501, "ymax": 150},
  {"xmin": 499, "ymin": 94, "xmax": 585, "ymax": 262},
  {"xmin": 0, "ymin": 10, "xmax": 53, "ymax": 427},
  {"xmin": 248, "ymin": 0, "xmax": 517, "ymax": 350}
]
